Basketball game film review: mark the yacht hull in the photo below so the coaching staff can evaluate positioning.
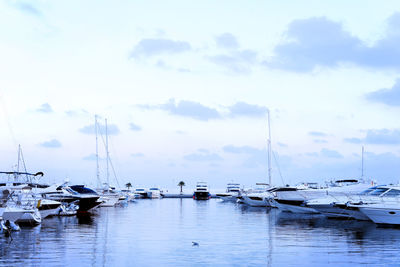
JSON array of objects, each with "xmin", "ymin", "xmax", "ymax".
[{"xmin": 360, "ymin": 207, "xmax": 400, "ymax": 225}]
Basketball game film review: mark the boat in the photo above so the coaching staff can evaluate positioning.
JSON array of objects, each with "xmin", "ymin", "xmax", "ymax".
[
  {"xmin": 37, "ymin": 199, "xmax": 62, "ymax": 219},
  {"xmin": 134, "ymin": 188, "xmax": 148, "ymax": 199},
  {"xmin": 241, "ymin": 185, "xmax": 276, "ymax": 207},
  {"xmin": 216, "ymin": 183, "xmax": 241, "ymax": 202},
  {"xmin": 273, "ymin": 180, "xmax": 371, "ymax": 214},
  {"xmin": 147, "ymin": 188, "xmax": 161, "ymax": 199},
  {"xmin": 193, "ymin": 182, "xmax": 211, "ymax": 200},
  {"xmin": 358, "ymin": 202, "xmax": 400, "ymax": 225}
]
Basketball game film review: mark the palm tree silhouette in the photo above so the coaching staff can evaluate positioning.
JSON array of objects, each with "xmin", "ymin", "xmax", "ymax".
[
  {"xmin": 178, "ymin": 181, "xmax": 185, "ymax": 194},
  {"xmin": 125, "ymin": 182, "xmax": 132, "ymax": 190}
]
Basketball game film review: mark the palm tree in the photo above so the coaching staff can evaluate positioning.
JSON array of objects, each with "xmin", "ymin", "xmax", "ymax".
[
  {"xmin": 125, "ymin": 182, "xmax": 132, "ymax": 190},
  {"xmin": 178, "ymin": 181, "xmax": 185, "ymax": 194}
]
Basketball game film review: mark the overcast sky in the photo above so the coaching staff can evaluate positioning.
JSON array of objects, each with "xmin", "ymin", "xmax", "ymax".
[{"xmin": 1, "ymin": 0, "xmax": 400, "ymax": 190}]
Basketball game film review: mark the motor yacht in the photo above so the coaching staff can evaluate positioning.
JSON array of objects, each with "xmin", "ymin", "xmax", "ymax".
[
  {"xmin": 147, "ymin": 188, "xmax": 161, "ymax": 199},
  {"xmin": 193, "ymin": 182, "xmax": 210, "ymax": 200},
  {"xmin": 241, "ymin": 185, "xmax": 276, "ymax": 207},
  {"xmin": 134, "ymin": 188, "xmax": 148, "ymax": 199},
  {"xmin": 216, "ymin": 183, "xmax": 241, "ymax": 202},
  {"xmin": 273, "ymin": 180, "xmax": 371, "ymax": 214}
]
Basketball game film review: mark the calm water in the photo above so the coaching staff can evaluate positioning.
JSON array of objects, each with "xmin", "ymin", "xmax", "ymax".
[{"xmin": 1, "ymin": 199, "xmax": 400, "ymax": 266}]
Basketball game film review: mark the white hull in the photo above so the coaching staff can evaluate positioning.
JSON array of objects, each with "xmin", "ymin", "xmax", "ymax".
[
  {"xmin": 242, "ymin": 195, "xmax": 271, "ymax": 207},
  {"xmin": 0, "ymin": 208, "xmax": 26, "ymax": 222},
  {"xmin": 274, "ymin": 201, "xmax": 319, "ymax": 214},
  {"xmin": 16, "ymin": 209, "xmax": 42, "ymax": 225},
  {"xmin": 99, "ymin": 195, "xmax": 120, "ymax": 207},
  {"xmin": 360, "ymin": 206, "xmax": 400, "ymax": 225},
  {"xmin": 40, "ymin": 207, "xmax": 60, "ymax": 219},
  {"xmin": 218, "ymin": 195, "xmax": 238, "ymax": 202},
  {"xmin": 147, "ymin": 191, "xmax": 161, "ymax": 199}
]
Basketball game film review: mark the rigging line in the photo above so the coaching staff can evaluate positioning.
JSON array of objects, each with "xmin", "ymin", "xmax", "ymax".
[
  {"xmin": 272, "ymin": 150, "xmax": 285, "ymax": 186},
  {"xmin": 98, "ymin": 123, "xmax": 121, "ymax": 187}
]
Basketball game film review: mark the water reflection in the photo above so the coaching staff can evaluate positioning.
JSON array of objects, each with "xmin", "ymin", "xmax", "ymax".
[{"xmin": 2, "ymin": 200, "xmax": 400, "ymax": 266}]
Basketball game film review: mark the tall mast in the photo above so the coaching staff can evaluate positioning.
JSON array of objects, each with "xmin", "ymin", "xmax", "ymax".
[
  {"xmin": 17, "ymin": 144, "xmax": 21, "ymax": 173},
  {"xmin": 267, "ymin": 110, "xmax": 272, "ymax": 186},
  {"xmin": 95, "ymin": 115, "xmax": 100, "ymax": 188},
  {"xmin": 361, "ymin": 146, "xmax": 364, "ymax": 179},
  {"xmin": 105, "ymin": 118, "xmax": 110, "ymax": 186}
]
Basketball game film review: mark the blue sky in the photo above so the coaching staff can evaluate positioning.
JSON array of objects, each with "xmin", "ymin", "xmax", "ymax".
[{"xmin": 2, "ymin": 0, "xmax": 400, "ymax": 189}]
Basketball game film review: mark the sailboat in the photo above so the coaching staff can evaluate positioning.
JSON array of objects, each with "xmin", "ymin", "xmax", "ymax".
[
  {"xmin": 94, "ymin": 116, "xmax": 121, "ymax": 207},
  {"xmin": 242, "ymin": 110, "xmax": 275, "ymax": 207}
]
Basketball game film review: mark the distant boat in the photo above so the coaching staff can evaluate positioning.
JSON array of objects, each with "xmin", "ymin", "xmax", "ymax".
[
  {"xmin": 193, "ymin": 182, "xmax": 210, "ymax": 200},
  {"xmin": 216, "ymin": 183, "xmax": 241, "ymax": 202},
  {"xmin": 147, "ymin": 188, "xmax": 161, "ymax": 199},
  {"xmin": 134, "ymin": 188, "xmax": 148, "ymax": 199}
]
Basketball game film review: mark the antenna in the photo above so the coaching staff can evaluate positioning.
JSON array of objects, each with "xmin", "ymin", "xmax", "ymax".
[{"xmin": 267, "ymin": 109, "xmax": 272, "ymax": 186}]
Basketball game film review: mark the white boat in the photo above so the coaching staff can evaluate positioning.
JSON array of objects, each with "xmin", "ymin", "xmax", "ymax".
[
  {"xmin": 147, "ymin": 188, "xmax": 161, "ymax": 199},
  {"xmin": 216, "ymin": 183, "xmax": 241, "ymax": 202},
  {"xmin": 241, "ymin": 186, "xmax": 275, "ymax": 207},
  {"xmin": 193, "ymin": 182, "xmax": 210, "ymax": 200},
  {"xmin": 37, "ymin": 199, "xmax": 62, "ymax": 219},
  {"xmin": 0, "ymin": 206, "xmax": 26, "ymax": 222},
  {"xmin": 274, "ymin": 180, "xmax": 372, "ymax": 214},
  {"xmin": 134, "ymin": 188, "xmax": 148, "ymax": 199},
  {"xmin": 358, "ymin": 202, "xmax": 400, "ymax": 225}
]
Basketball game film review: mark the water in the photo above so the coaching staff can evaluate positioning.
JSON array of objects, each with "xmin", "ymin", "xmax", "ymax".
[{"xmin": 1, "ymin": 199, "xmax": 400, "ymax": 266}]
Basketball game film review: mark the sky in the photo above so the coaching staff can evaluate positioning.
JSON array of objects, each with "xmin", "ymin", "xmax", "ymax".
[{"xmin": 2, "ymin": 0, "xmax": 400, "ymax": 190}]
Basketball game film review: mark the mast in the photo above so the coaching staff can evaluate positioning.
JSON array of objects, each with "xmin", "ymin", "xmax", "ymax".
[
  {"xmin": 361, "ymin": 146, "xmax": 364, "ymax": 179},
  {"xmin": 105, "ymin": 118, "xmax": 110, "ymax": 186},
  {"xmin": 267, "ymin": 109, "xmax": 272, "ymax": 186},
  {"xmin": 17, "ymin": 144, "xmax": 21, "ymax": 173},
  {"xmin": 95, "ymin": 115, "xmax": 100, "ymax": 188}
]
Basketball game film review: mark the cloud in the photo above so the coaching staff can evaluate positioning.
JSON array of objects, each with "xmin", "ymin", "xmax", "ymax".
[
  {"xmin": 223, "ymin": 145, "xmax": 267, "ymax": 168},
  {"xmin": 79, "ymin": 123, "xmax": 120, "ymax": 135},
  {"xmin": 227, "ymin": 102, "xmax": 268, "ymax": 118},
  {"xmin": 65, "ymin": 109, "xmax": 89, "ymax": 117},
  {"xmin": 305, "ymin": 148, "xmax": 343, "ymax": 158},
  {"xmin": 320, "ymin": 148, "xmax": 343, "ymax": 158},
  {"xmin": 215, "ymin": 33, "xmax": 239, "ymax": 49},
  {"xmin": 309, "ymin": 131, "xmax": 328, "ymax": 137},
  {"xmin": 139, "ymin": 100, "xmax": 269, "ymax": 121},
  {"xmin": 130, "ymin": 38, "xmax": 191, "ymax": 58},
  {"xmin": 314, "ymin": 139, "xmax": 328, "ymax": 144},
  {"xmin": 129, "ymin": 122, "xmax": 142, "ymax": 131},
  {"xmin": 184, "ymin": 150, "xmax": 223, "ymax": 162},
  {"xmin": 364, "ymin": 129, "xmax": 400, "ymax": 144},
  {"xmin": 11, "ymin": 1, "xmax": 42, "ymax": 16},
  {"xmin": 142, "ymin": 99, "xmax": 221, "ymax": 121},
  {"xmin": 37, "ymin": 103, "xmax": 53, "ymax": 113},
  {"xmin": 39, "ymin": 139, "xmax": 61, "ymax": 148},
  {"xmin": 266, "ymin": 14, "xmax": 400, "ymax": 71},
  {"xmin": 345, "ymin": 129, "xmax": 400, "ymax": 145},
  {"xmin": 131, "ymin": 153, "xmax": 144, "ymax": 157},
  {"xmin": 366, "ymin": 79, "xmax": 400, "ymax": 106},
  {"xmin": 207, "ymin": 49, "xmax": 258, "ymax": 74},
  {"xmin": 343, "ymin": 137, "xmax": 363, "ymax": 144}
]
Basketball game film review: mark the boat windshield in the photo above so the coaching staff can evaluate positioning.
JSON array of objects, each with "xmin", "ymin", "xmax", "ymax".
[
  {"xmin": 359, "ymin": 187, "xmax": 378, "ymax": 195},
  {"xmin": 136, "ymin": 189, "xmax": 145, "ymax": 191},
  {"xmin": 149, "ymin": 188, "xmax": 159, "ymax": 190},
  {"xmin": 369, "ymin": 188, "xmax": 389, "ymax": 196},
  {"xmin": 383, "ymin": 189, "xmax": 400, "ymax": 197}
]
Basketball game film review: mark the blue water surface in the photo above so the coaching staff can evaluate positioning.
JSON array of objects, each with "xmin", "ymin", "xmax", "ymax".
[{"xmin": 1, "ymin": 199, "xmax": 399, "ymax": 266}]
